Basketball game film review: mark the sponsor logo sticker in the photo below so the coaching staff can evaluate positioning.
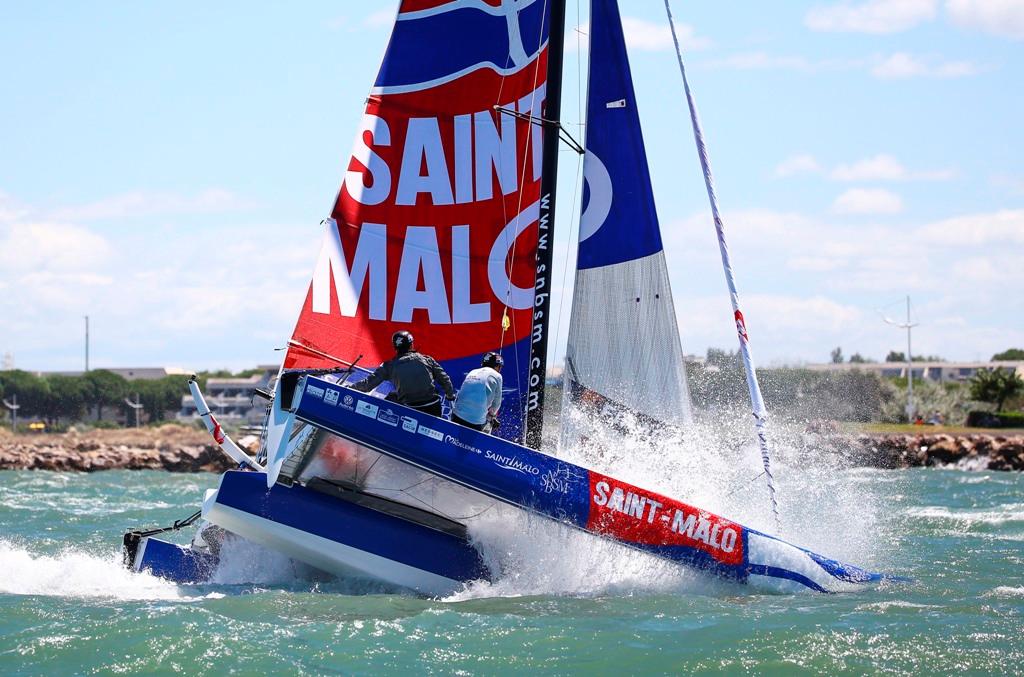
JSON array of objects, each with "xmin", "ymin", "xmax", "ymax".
[
  {"xmin": 377, "ymin": 408, "xmax": 400, "ymax": 427},
  {"xmin": 355, "ymin": 400, "xmax": 379, "ymax": 419},
  {"xmin": 324, "ymin": 389, "xmax": 340, "ymax": 406},
  {"xmin": 305, "ymin": 384, "xmax": 325, "ymax": 399},
  {"xmin": 444, "ymin": 434, "xmax": 485, "ymax": 455},
  {"xmin": 401, "ymin": 416, "xmax": 418, "ymax": 433},
  {"xmin": 342, "ymin": 394, "xmax": 354, "ymax": 409},
  {"xmin": 484, "ymin": 449, "xmax": 540, "ymax": 475},
  {"xmin": 540, "ymin": 466, "xmax": 576, "ymax": 494},
  {"xmin": 417, "ymin": 425, "xmax": 444, "ymax": 441}
]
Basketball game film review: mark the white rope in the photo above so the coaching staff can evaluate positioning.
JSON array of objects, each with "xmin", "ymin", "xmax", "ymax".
[{"xmin": 663, "ymin": 0, "xmax": 780, "ymax": 531}]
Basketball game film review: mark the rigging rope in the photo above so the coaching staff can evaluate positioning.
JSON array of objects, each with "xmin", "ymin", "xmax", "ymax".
[
  {"xmin": 662, "ymin": 0, "xmax": 781, "ymax": 531},
  {"xmin": 550, "ymin": 0, "xmax": 586, "ymax": 396}
]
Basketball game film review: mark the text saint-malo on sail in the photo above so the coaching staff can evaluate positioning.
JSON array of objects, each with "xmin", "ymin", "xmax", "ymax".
[{"xmin": 285, "ymin": 1, "xmax": 554, "ymax": 442}]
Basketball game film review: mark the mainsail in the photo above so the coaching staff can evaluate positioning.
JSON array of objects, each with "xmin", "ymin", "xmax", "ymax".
[
  {"xmin": 564, "ymin": 0, "xmax": 693, "ymax": 428},
  {"xmin": 283, "ymin": 0, "xmax": 555, "ymax": 441}
]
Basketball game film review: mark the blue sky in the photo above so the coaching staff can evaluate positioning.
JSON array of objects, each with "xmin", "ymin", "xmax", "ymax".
[{"xmin": 1, "ymin": 0, "xmax": 1022, "ymax": 372}]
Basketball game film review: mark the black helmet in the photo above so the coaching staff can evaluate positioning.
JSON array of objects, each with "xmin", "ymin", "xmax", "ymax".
[
  {"xmin": 392, "ymin": 330, "xmax": 414, "ymax": 353},
  {"xmin": 482, "ymin": 352, "xmax": 504, "ymax": 370}
]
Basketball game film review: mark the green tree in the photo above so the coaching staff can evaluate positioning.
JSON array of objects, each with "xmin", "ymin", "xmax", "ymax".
[
  {"xmin": 992, "ymin": 348, "xmax": 1024, "ymax": 361},
  {"xmin": 133, "ymin": 376, "xmax": 188, "ymax": 422},
  {"xmin": 43, "ymin": 374, "xmax": 89, "ymax": 423},
  {"xmin": 885, "ymin": 351, "xmax": 905, "ymax": 362},
  {"xmin": 849, "ymin": 353, "xmax": 868, "ymax": 363},
  {"xmin": 830, "ymin": 347, "xmax": 844, "ymax": 364},
  {"xmin": 0, "ymin": 370, "xmax": 51, "ymax": 418},
  {"xmin": 83, "ymin": 369, "xmax": 128, "ymax": 422},
  {"xmin": 969, "ymin": 368, "xmax": 1024, "ymax": 412}
]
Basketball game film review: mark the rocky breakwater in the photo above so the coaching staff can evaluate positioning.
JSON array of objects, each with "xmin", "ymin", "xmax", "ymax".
[
  {"xmin": 0, "ymin": 425, "xmax": 256, "ymax": 472},
  {"xmin": 853, "ymin": 432, "xmax": 1024, "ymax": 471}
]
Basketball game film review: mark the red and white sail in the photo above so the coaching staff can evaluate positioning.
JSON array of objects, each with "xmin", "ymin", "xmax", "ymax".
[{"xmin": 284, "ymin": 0, "xmax": 556, "ymax": 441}]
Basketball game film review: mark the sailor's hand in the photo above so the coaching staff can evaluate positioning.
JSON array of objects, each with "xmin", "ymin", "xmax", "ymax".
[{"xmin": 445, "ymin": 394, "xmax": 456, "ymax": 401}]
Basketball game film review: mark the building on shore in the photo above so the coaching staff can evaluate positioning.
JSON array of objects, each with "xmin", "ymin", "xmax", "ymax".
[
  {"xmin": 804, "ymin": 360, "xmax": 1024, "ymax": 383},
  {"xmin": 32, "ymin": 367, "xmax": 191, "ymax": 381},
  {"xmin": 176, "ymin": 365, "xmax": 279, "ymax": 427}
]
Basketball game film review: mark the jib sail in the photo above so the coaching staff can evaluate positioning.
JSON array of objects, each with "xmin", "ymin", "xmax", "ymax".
[{"xmin": 564, "ymin": 0, "xmax": 693, "ymax": 427}]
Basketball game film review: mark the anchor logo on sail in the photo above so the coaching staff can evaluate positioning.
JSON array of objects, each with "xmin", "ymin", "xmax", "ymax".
[{"xmin": 375, "ymin": 0, "xmax": 548, "ymax": 93}]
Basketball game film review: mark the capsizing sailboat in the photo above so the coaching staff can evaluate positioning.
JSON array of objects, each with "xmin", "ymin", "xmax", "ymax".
[{"xmin": 123, "ymin": 0, "xmax": 895, "ymax": 595}]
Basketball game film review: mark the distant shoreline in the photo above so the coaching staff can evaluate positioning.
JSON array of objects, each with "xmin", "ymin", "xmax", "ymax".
[
  {"xmin": 0, "ymin": 426, "xmax": 235, "ymax": 473},
  {"xmin": 0, "ymin": 427, "xmax": 1021, "ymax": 473}
]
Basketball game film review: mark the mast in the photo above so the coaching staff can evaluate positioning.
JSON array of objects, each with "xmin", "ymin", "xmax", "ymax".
[
  {"xmin": 524, "ymin": 0, "xmax": 567, "ymax": 450},
  {"xmin": 663, "ymin": 0, "xmax": 780, "ymax": 528}
]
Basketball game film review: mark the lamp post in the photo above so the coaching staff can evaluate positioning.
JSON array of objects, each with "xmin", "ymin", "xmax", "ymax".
[
  {"xmin": 2, "ymin": 394, "xmax": 20, "ymax": 434},
  {"xmin": 124, "ymin": 393, "xmax": 143, "ymax": 428},
  {"xmin": 84, "ymin": 315, "xmax": 90, "ymax": 372},
  {"xmin": 881, "ymin": 296, "xmax": 919, "ymax": 422}
]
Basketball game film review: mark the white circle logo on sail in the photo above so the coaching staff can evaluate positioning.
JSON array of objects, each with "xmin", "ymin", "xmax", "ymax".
[{"xmin": 579, "ymin": 150, "xmax": 613, "ymax": 243}]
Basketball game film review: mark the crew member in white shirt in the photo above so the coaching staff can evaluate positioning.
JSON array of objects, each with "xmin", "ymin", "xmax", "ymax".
[{"xmin": 452, "ymin": 352, "xmax": 503, "ymax": 432}]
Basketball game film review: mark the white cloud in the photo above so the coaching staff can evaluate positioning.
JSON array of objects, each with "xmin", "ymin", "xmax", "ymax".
[
  {"xmin": 915, "ymin": 209, "xmax": 1024, "ymax": 245},
  {"xmin": 830, "ymin": 154, "xmax": 957, "ymax": 181},
  {"xmin": 787, "ymin": 256, "xmax": 847, "ymax": 272},
  {"xmin": 622, "ymin": 16, "xmax": 711, "ymax": 52},
  {"xmin": 0, "ymin": 188, "xmax": 314, "ymax": 371},
  {"xmin": 832, "ymin": 188, "xmax": 905, "ymax": 214},
  {"xmin": 952, "ymin": 257, "xmax": 998, "ymax": 282},
  {"xmin": 805, "ymin": 0, "xmax": 938, "ymax": 33},
  {"xmin": 325, "ymin": 15, "xmax": 348, "ymax": 31},
  {"xmin": 574, "ymin": 18, "xmax": 712, "ymax": 53},
  {"xmin": 774, "ymin": 154, "xmax": 822, "ymax": 178},
  {"xmin": 991, "ymin": 174, "xmax": 1024, "ymax": 195},
  {"xmin": 364, "ymin": 8, "xmax": 397, "ymax": 29},
  {"xmin": 0, "ymin": 191, "xmax": 29, "ymax": 224},
  {"xmin": 701, "ymin": 52, "xmax": 862, "ymax": 73},
  {"xmin": 0, "ymin": 222, "xmax": 111, "ymax": 274},
  {"xmin": 946, "ymin": 0, "xmax": 1024, "ymax": 40},
  {"xmin": 50, "ymin": 189, "xmax": 256, "ymax": 222},
  {"xmin": 624, "ymin": 203, "xmax": 1023, "ymax": 362},
  {"xmin": 871, "ymin": 52, "xmax": 980, "ymax": 78}
]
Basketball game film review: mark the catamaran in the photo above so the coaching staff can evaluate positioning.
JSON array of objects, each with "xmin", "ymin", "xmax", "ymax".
[{"xmin": 124, "ymin": 0, "xmax": 894, "ymax": 595}]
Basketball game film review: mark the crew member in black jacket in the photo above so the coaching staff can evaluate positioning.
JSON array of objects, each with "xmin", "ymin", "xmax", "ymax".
[{"xmin": 350, "ymin": 331, "xmax": 455, "ymax": 417}]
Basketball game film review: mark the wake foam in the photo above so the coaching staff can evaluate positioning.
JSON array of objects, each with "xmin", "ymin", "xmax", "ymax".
[
  {"xmin": 0, "ymin": 539, "xmax": 194, "ymax": 601},
  {"xmin": 446, "ymin": 408, "xmax": 892, "ymax": 600},
  {"xmin": 451, "ymin": 506, "xmax": 736, "ymax": 601},
  {"xmin": 0, "ymin": 532, "xmax": 331, "ymax": 601},
  {"xmin": 907, "ymin": 504, "xmax": 1024, "ymax": 526}
]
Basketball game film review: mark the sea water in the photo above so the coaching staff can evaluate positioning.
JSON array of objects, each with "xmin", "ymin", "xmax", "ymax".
[{"xmin": 1, "ymin": 464, "xmax": 1022, "ymax": 673}]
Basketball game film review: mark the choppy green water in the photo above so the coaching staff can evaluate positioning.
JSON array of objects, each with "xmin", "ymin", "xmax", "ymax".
[{"xmin": 1, "ymin": 469, "xmax": 1022, "ymax": 674}]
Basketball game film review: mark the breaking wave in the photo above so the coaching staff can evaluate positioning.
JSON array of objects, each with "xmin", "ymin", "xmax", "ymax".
[
  {"xmin": 0, "ymin": 539, "xmax": 200, "ymax": 601},
  {"xmin": 448, "ymin": 405, "xmax": 892, "ymax": 600},
  {"xmin": 906, "ymin": 505, "xmax": 1024, "ymax": 526}
]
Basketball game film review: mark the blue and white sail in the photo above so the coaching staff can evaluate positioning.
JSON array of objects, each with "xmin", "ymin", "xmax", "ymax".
[{"xmin": 564, "ymin": 0, "xmax": 692, "ymax": 428}]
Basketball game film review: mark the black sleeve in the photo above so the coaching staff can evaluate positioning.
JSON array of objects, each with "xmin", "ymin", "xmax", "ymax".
[
  {"xmin": 427, "ymin": 356, "xmax": 455, "ymax": 398},
  {"xmin": 351, "ymin": 362, "xmax": 389, "ymax": 392}
]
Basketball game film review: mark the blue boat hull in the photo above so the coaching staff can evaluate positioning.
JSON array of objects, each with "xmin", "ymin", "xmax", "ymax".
[
  {"xmin": 201, "ymin": 470, "xmax": 490, "ymax": 596},
  {"xmin": 271, "ymin": 376, "xmax": 891, "ymax": 593},
  {"xmin": 129, "ymin": 536, "xmax": 219, "ymax": 583}
]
